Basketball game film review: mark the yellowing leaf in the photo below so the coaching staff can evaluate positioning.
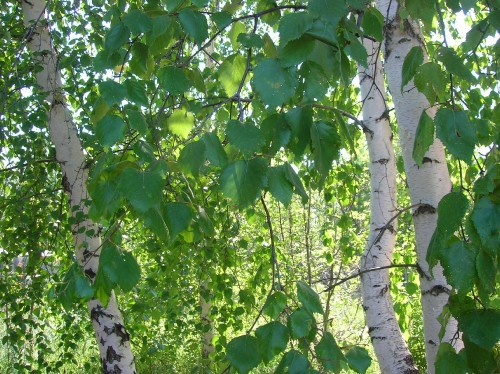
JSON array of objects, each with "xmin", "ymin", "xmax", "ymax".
[{"xmin": 167, "ymin": 109, "xmax": 195, "ymax": 138}]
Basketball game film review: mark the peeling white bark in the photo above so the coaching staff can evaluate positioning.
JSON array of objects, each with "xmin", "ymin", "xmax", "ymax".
[
  {"xmin": 21, "ymin": 1, "xmax": 136, "ymax": 372},
  {"xmin": 376, "ymin": 1, "xmax": 463, "ymax": 371},
  {"xmin": 358, "ymin": 38, "xmax": 419, "ymax": 374}
]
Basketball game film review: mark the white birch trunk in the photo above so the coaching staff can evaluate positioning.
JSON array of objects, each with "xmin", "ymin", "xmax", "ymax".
[
  {"xmin": 21, "ymin": 1, "xmax": 137, "ymax": 372},
  {"xmin": 376, "ymin": 1, "xmax": 463, "ymax": 371},
  {"xmin": 358, "ymin": 38, "xmax": 419, "ymax": 373}
]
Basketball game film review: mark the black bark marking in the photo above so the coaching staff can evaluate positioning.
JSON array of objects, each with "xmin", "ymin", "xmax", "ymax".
[
  {"xmin": 413, "ymin": 204, "xmax": 436, "ymax": 216},
  {"xmin": 84, "ymin": 267, "xmax": 96, "ymax": 280},
  {"xmin": 62, "ymin": 173, "xmax": 71, "ymax": 193},
  {"xmin": 423, "ymin": 285, "xmax": 450, "ymax": 296},
  {"xmin": 428, "ymin": 339, "xmax": 437, "ymax": 346},
  {"xmin": 106, "ymin": 345, "xmax": 123, "ymax": 363},
  {"xmin": 91, "ymin": 305, "xmax": 114, "ymax": 325}
]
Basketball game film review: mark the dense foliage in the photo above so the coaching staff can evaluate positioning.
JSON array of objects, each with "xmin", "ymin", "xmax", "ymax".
[{"xmin": 0, "ymin": 0, "xmax": 498, "ymax": 372}]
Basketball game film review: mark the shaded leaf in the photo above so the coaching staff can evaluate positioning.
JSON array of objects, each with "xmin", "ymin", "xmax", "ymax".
[
  {"xmin": 402, "ymin": 46, "xmax": 424, "ymax": 92},
  {"xmin": 255, "ymin": 322, "xmax": 289, "ymax": 364},
  {"xmin": 226, "ymin": 120, "xmax": 265, "ymax": 156},
  {"xmin": 345, "ymin": 346, "xmax": 372, "ymax": 374},
  {"xmin": 315, "ymin": 331, "xmax": 345, "ymax": 373},
  {"xmin": 253, "ymin": 58, "xmax": 297, "ymax": 108},
  {"xmin": 437, "ymin": 47, "xmax": 476, "ymax": 82},
  {"xmin": 435, "ymin": 108, "xmax": 477, "ymax": 163},
  {"xmin": 178, "ymin": 9, "xmax": 208, "ymax": 46},
  {"xmin": 220, "ymin": 158, "xmax": 268, "ymax": 208},
  {"xmin": 226, "ymin": 335, "xmax": 261, "ymax": 374},
  {"xmin": 471, "ymin": 197, "xmax": 500, "ymax": 255},
  {"xmin": 296, "ymin": 280, "xmax": 323, "ymax": 314},
  {"xmin": 457, "ymin": 309, "xmax": 500, "ymax": 350},
  {"xmin": 158, "ymin": 66, "xmax": 191, "ymax": 95},
  {"xmin": 118, "ymin": 168, "xmax": 164, "ymax": 213},
  {"xmin": 263, "ymin": 292, "xmax": 287, "ymax": 319},
  {"xmin": 440, "ymin": 239, "xmax": 477, "ymax": 295},
  {"xmin": 435, "ymin": 343, "xmax": 467, "ymax": 374},
  {"xmin": 268, "ymin": 165, "xmax": 294, "ymax": 206},
  {"xmin": 202, "ymin": 131, "xmax": 228, "ymax": 167},
  {"xmin": 178, "ymin": 140, "xmax": 206, "ymax": 177},
  {"xmin": 310, "ymin": 121, "xmax": 341, "ymax": 183},
  {"xmin": 413, "ymin": 110, "xmax": 435, "ymax": 166},
  {"xmin": 105, "ymin": 22, "xmax": 130, "ymax": 51},
  {"xmin": 96, "ymin": 115, "xmax": 126, "ymax": 148},
  {"xmin": 288, "ymin": 308, "xmax": 315, "ymax": 338}
]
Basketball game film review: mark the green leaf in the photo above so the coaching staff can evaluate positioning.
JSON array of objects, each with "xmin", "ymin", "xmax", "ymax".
[
  {"xmin": 404, "ymin": 0, "xmax": 435, "ymax": 28},
  {"xmin": 413, "ymin": 110, "xmax": 435, "ymax": 166},
  {"xmin": 299, "ymin": 61, "xmax": 328, "ymax": 103},
  {"xmin": 414, "ymin": 62, "xmax": 448, "ymax": 103},
  {"xmin": 226, "ymin": 120, "xmax": 265, "ymax": 157},
  {"xmin": 457, "ymin": 309, "xmax": 500, "ymax": 350},
  {"xmin": 95, "ymin": 115, "xmax": 126, "ymax": 148},
  {"xmin": 268, "ymin": 165, "xmax": 293, "ymax": 206},
  {"xmin": 310, "ymin": 121, "xmax": 341, "ymax": 183},
  {"xmin": 178, "ymin": 9, "xmax": 208, "ymax": 46},
  {"xmin": 226, "ymin": 335, "xmax": 261, "ymax": 374},
  {"xmin": 99, "ymin": 80, "xmax": 126, "ymax": 106},
  {"xmin": 296, "ymin": 280, "xmax": 323, "ymax": 314},
  {"xmin": 260, "ymin": 114, "xmax": 291, "ymax": 155},
  {"xmin": 436, "ymin": 192, "xmax": 469, "ymax": 238},
  {"xmin": 220, "ymin": 158, "xmax": 268, "ymax": 209},
  {"xmin": 158, "ymin": 66, "xmax": 191, "ymax": 95},
  {"xmin": 279, "ymin": 35, "xmax": 316, "ymax": 67},
  {"xmin": 89, "ymin": 179, "xmax": 122, "ymax": 219},
  {"xmin": 333, "ymin": 109, "xmax": 355, "ymax": 155},
  {"xmin": 253, "ymin": 58, "xmax": 297, "ymax": 108},
  {"xmin": 124, "ymin": 79, "xmax": 148, "ymax": 107},
  {"xmin": 344, "ymin": 36, "xmax": 368, "ymax": 68},
  {"xmin": 123, "ymin": 9, "xmax": 152, "ymax": 35},
  {"xmin": 164, "ymin": 202, "xmax": 193, "ymax": 240},
  {"xmin": 99, "ymin": 244, "xmax": 141, "ymax": 294},
  {"xmin": 288, "ymin": 309, "xmax": 315, "ymax": 338},
  {"xmin": 476, "ymin": 250, "xmax": 497, "ymax": 293},
  {"xmin": 437, "ymin": 47, "xmax": 476, "ymax": 82},
  {"xmin": 471, "ymin": 197, "xmax": 500, "ymax": 255},
  {"xmin": 435, "ymin": 108, "xmax": 477, "ymax": 163},
  {"xmin": 345, "ymin": 347, "xmax": 372, "ymax": 374},
  {"xmin": 130, "ymin": 43, "xmax": 151, "ymax": 77},
  {"xmin": 275, "ymin": 350, "xmax": 309, "ymax": 374},
  {"xmin": 202, "ymin": 132, "xmax": 227, "ymax": 167},
  {"xmin": 167, "ymin": 109, "xmax": 194, "ymax": 138},
  {"xmin": 263, "ymin": 292, "xmax": 287, "ymax": 319},
  {"xmin": 74, "ymin": 272, "xmax": 94, "ymax": 300},
  {"xmin": 228, "ymin": 21, "xmax": 246, "ymax": 49},
  {"xmin": 218, "ymin": 54, "xmax": 247, "ymax": 96},
  {"xmin": 435, "ymin": 343, "xmax": 467, "ymax": 374},
  {"xmin": 237, "ymin": 33, "xmax": 264, "ymax": 48},
  {"xmin": 286, "ymin": 164, "xmax": 308, "ymax": 204},
  {"xmin": 401, "ymin": 46, "xmax": 424, "ymax": 92},
  {"xmin": 178, "ymin": 140, "xmax": 206, "ymax": 177},
  {"xmin": 141, "ymin": 206, "xmax": 169, "ymax": 242},
  {"xmin": 309, "ymin": 0, "xmax": 348, "ymax": 27},
  {"xmin": 427, "ymin": 192, "xmax": 469, "ymax": 270},
  {"xmin": 118, "ymin": 168, "xmax": 164, "ymax": 213},
  {"xmin": 285, "ymin": 107, "xmax": 312, "ymax": 157},
  {"xmin": 126, "ymin": 109, "xmax": 148, "ymax": 135},
  {"xmin": 119, "ymin": 251, "xmax": 141, "ymax": 292},
  {"xmin": 255, "ymin": 322, "xmax": 289, "ymax": 364},
  {"xmin": 440, "ymin": 240, "xmax": 477, "ymax": 295},
  {"xmin": 278, "ymin": 12, "xmax": 314, "ymax": 47},
  {"xmin": 212, "ymin": 11, "xmax": 232, "ymax": 29},
  {"xmin": 315, "ymin": 331, "xmax": 345, "ymax": 373},
  {"xmin": 361, "ymin": 7, "xmax": 384, "ymax": 42},
  {"xmin": 151, "ymin": 15, "xmax": 171, "ymax": 38},
  {"xmin": 104, "ymin": 22, "xmax": 130, "ymax": 51}
]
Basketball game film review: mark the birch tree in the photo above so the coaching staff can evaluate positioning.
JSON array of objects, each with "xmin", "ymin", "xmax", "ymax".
[
  {"xmin": 21, "ymin": 0, "xmax": 136, "ymax": 372},
  {"xmin": 375, "ymin": 0, "xmax": 463, "ymax": 370},
  {"xmin": 358, "ymin": 36, "xmax": 418, "ymax": 372}
]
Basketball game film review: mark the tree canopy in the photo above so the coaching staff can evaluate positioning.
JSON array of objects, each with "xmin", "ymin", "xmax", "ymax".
[{"xmin": 0, "ymin": 0, "xmax": 499, "ymax": 373}]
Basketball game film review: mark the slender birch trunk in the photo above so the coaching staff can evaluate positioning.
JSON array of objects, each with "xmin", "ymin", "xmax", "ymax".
[
  {"xmin": 358, "ymin": 38, "xmax": 419, "ymax": 373},
  {"xmin": 21, "ymin": 1, "xmax": 136, "ymax": 372},
  {"xmin": 199, "ymin": 40, "xmax": 216, "ymax": 368},
  {"xmin": 376, "ymin": 1, "xmax": 463, "ymax": 371}
]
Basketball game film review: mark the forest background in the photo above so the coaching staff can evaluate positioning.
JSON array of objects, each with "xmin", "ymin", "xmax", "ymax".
[{"xmin": 0, "ymin": 0, "xmax": 499, "ymax": 373}]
